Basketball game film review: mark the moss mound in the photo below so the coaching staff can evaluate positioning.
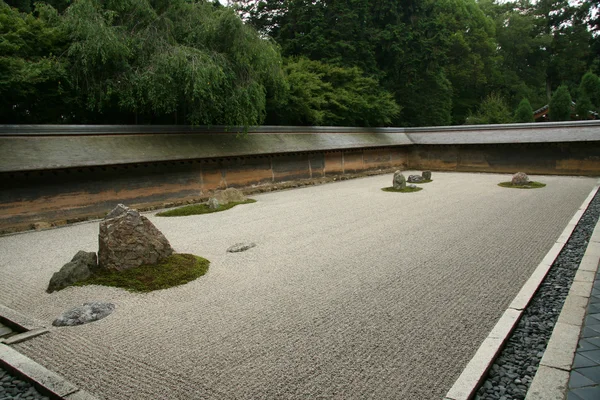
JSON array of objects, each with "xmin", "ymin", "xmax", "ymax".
[
  {"xmin": 156, "ymin": 199, "xmax": 256, "ymax": 217},
  {"xmin": 381, "ymin": 186, "xmax": 423, "ymax": 193},
  {"xmin": 498, "ymin": 182, "xmax": 546, "ymax": 189},
  {"xmin": 75, "ymin": 254, "xmax": 209, "ymax": 292}
]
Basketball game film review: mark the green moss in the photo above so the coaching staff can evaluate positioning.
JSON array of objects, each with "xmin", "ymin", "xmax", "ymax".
[
  {"xmin": 498, "ymin": 181, "xmax": 546, "ymax": 189},
  {"xmin": 381, "ymin": 186, "xmax": 423, "ymax": 193},
  {"xmin": 74, "ymin": 254, "xmax": 209, "ymax": 292},
  {"xmin": 156, "ymin": 199, "xmax": 256, "ymax": 217}
]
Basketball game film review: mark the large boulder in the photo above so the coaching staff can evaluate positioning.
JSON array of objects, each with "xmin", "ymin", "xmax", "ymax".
[
  {"xmin": 422, "ymin": 170, "xmax": 432, "ymax": 180},
  {"xmin": 53, "ymin": 302, "xmax": 115, "ymax": 327},
  {"xmin": 393, "ymin": 171, "xmax": 406, "ymax": 190},
  {"xmin": 511, "ymin": 172, "xmax": 529, "ymax": 186},
  {"xmin": 213, "ymin": 188, "xmax": 246, "ymax": 204},
  {"xmin": 407, "ymin": 175, "xmax": 424, "ymax": 183},
  {"xmin": 47, "ymin": 251, "xmax": 98, "ymax": 293},
  {"xmin": 98, "ymin": 205, "xmax": 173, "ymax": 271}
]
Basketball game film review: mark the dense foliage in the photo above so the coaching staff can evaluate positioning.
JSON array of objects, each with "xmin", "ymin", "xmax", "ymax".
[
  {"xmin": 2, "ymin": 0, "xmax": 599, "ymax": 126},
  {"xmin": 549, "ymin": 85, "xmax": 572, "ymax": 121},
  {"xmin": 514, "ymin": 98, "xmax": 534, "ymax": 123}
]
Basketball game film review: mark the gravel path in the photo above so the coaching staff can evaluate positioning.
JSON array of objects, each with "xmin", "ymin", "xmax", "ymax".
[{"xmin": 0, "ymin": 172, "xmax": 596, "ymax": 400}]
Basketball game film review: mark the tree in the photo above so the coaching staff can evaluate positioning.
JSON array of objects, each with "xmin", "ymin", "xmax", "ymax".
[
  {"xmin": 548, "ymin": 85, "xmax": 572, "ymax": 121},
  {"xmin": 514, "ymin": 98, "xmax": 534, "ymax": 123},
  {"xmin": 575, "ymin": 95, "xmax": 592, "ymax": 120},
  {"xmin": 465, "ymin": 93, "xmax": 512, "ymax": 125},
  {"xmin": 268, "ymin": 57, "xmax": 400, "ymax": 126},
  {"xmin": 579, "ymin": 71, "xmax": 600, "ymax": 109}
]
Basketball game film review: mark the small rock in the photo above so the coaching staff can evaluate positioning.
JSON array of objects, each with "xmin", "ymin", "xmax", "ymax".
[
  {"xmin": 422, "ymin": 170, "xmax": 432, "ymax": 180},
  {"xmin": 31, "ymin": 222, "xmax": 52, "ymax": 231},
  {"xmin": 207, "ymin": 197, "xmax": 220, "ymax": 210},
  {"xmin": 213, "ymin": 188, "xmax": 246, "ymax": 204},
  {"xmin": 407, "ymin": 175, "xmax": 424, "ymax": 183},
  {"xmin": 47, "ymin": 251, "xmax": 98, "ymax": 293},
  {"xmin": 511, "ymin": 172, "xmax": 529, "ymax": 185},
  {"xmin": 392, "ymin": 171, "xmax": 406, "ymax": 190},
  {"xmin": 227, "ymin": 243, "xmax": 256, "ymax": 253},
  {"xmin": 53, "ymin": 302, "xmax": 115, "ymax": 327},
  {"xmin": 408, "ymin": 184, "xmax": 417, "ymax": 189}
]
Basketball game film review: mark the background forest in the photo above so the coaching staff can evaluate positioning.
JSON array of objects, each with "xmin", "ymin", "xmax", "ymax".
[{"xmin": 1, "ymin": 0, "xmax": 599, "ymax": 126}]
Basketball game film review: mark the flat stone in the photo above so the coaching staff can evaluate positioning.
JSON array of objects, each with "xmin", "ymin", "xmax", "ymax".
[
  {"xmin": 53, "ymin": 302, "xmax": 115, "ymax": 327},
  {"xmin": 539, "ymin": 322, "xmax": 580, "ymax": 370},
  {"xmin": 227, "ymin": 243, "xmax": 256, "ymax": 253},
  {"xmin": 525, "ymin": 365, "xmax": 569, "ymax": 400}
]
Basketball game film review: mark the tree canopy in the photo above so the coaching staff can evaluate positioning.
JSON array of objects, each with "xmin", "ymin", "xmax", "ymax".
[{"xmin": 1, "ymin": 0, "xmax": 599, "ymax": 127}]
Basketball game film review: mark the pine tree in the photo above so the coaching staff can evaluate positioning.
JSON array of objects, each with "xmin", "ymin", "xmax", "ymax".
[
  {"xmin": 548, "ymin": 85, "xmax": 572, "ymax": 121},
  {"xmin": 514, "ymin": 98, "xmax": 534, "ymax": 123}
]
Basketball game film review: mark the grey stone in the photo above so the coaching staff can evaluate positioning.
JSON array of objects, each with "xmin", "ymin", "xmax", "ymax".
[
  {"xmin": 213, "ymin": 188, "xmax": 246, "ymax": 204},
  {"xmin": 408, "ymin": 184, "xmax": 417, "ymax": 189},
  {"xmin": 407, "ymin": 175, "xmax": 424, "ymax": 183},
  {"xmin": 52, "ymin": 302, "xmax": 115, "ymax": 327},
  {"xmin": 207, "ymin": 197, "xmax": 220, "ymax": 210},
  {"xmin": 104, "ymin": 203, "xmax": 129, "ymax": 220},
  {"xmin": 47, "ymin": 251, "xmax": 98, "ymax": 293},
  {"xmin": 511, "ymin": 172, "xmax": 529, "ymax": 186},
  {"xmin": 227, "ymin": 243, "xmax": 256, "ymax": 253},
  {"xmin": 98, "ymin": 205, "xmax": 173, "ymax": 271},
  {"xmin": 422, "ymin": 170, "xmax": 432, "ymax": 180},
  {"xmin": 392, "ymin": 171, "xmax": 406, "ymax": 190}
]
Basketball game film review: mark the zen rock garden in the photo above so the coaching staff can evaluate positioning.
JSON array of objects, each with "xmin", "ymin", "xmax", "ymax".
[
  {"xmin": 499, "ymin": 172, "xmax": 546, "ymax": 189},
  {"xmin": 48, "ymin": 204, "xmax": 210, "ymax": 325},
  {"xmin": 382, "ymin": 170, "xmax": 432, "ymax": 193}
]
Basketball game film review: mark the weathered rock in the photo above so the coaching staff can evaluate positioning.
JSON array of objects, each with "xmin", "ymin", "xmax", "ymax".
[
  {"xmin": 214, "ymin": 188, "xmax": 246, "ymax": 204},
  {"xmin": 32, "ymin": 222, "xmax": 52, "ymax": 231},
  {"xmin": 422, "ymin": 170, "xmax": 432, "ymax": 180},
  {"xmin": 393, "ymin": 171, "xmax": 406, "ymax": 190},
  {"xmin": 47, "ymin": 251, "xmax": 98, "ymax": 293},
  {"xmin": 52, "ymin": 302, "xmax": 115, "ymax": 327},
  {"xmin": 408, "ymin": 184, "xmax": 417, "ymax": 189},
  {"xmin": 512, "ymin": 172, "xmax": 530, "ymax": 186},
  {"xmin": 104, "ymin": 203, "xmax": 129, "ymax": 220},
  {"xmin": 207, "ymin": 197, "xmax": 220, "ymax": 210},
  {"xmin": 227, "ymin": 242, "xmax": 256, "ymax": 253},
  {"xmin": 98, "ymin": 205, "xmax": 173, "ymax": 271},
  {"xmin": 407, "ymin": 175, "xmax": 424, "ymax": 183}
]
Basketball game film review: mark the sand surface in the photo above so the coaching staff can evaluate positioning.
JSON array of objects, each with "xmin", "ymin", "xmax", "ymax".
[{"xmin": 0, "ymin": 172, "xmax": 596, "ymax": 399}]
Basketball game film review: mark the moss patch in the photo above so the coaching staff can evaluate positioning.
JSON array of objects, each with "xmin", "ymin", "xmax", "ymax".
[
  {"xmin": 156, "ymin": 199, "xmax": 256, "ymax": 217},
  {"xmin": 498, "ymin": 181, "xmax": 546, "ymax": 189},
  {"xmin": 75, "ymin": 254, "xmax": 209, "ymax": 292},
  {"xmin": 381, "ymin": 186, "xmax": 423, "ymax": 193}
]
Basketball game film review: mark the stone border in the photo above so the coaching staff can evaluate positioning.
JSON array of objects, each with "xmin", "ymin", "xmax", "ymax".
[
  {"xmin": 0, "ymin": 304, "xmax": 99, "ymax": 399},
  {"xmin": 525, "ymin": 207, "xmax": 600, "ymax": 399},
  {"xmin": 444, "ymin": 179, "xmax": 600, "ymax": 400},
  {"xmin": 0, "ymin": 343, "xmax": 99, "ymax": 399}
]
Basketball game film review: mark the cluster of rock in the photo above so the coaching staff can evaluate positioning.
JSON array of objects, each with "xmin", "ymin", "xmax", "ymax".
[
  {"xmin": 47, "ymin": 204, "xmax": 174, "ymax": 293},
  {"xmin": 393, "ymin": 170, "xmax": 432, "ymax": 189},
  {"xmin": 511, "ymin": 172, "xmax": 530, "ymax": 185},
  {"xmin": 207, "ymin": 188, "xmax": 247, "ymax": 210}
]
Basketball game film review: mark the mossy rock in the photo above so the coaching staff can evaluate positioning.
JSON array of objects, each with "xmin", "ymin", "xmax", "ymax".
[
  {"xmin": 498, "ymin": 182, "xmax": 546, "ymax": 189},
  {"xmin": 381, "ymin": 186, "xmax": 423, "ymax": 193},
  {"xmin": 74, "ymin": 254, "xmax": 209, "ymax": 292},
  {"xmin": 156, "ymin": 199, "xmax": 256, "ymax": 217},
  {"xmin": 413, "ymin": 179, "xmax": 433, "ymax": 184}
]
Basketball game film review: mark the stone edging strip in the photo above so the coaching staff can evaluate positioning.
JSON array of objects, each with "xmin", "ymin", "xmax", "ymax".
[
  {"xmin": 525, "ymin": 200, "xmax": 600, "ymax": 399},
  {"xmin": 0, "ymin": 304, "xmax": 99, "ymax": 399},
  {"xmin": 0, "ymin": 343, "xmax": 99, "ymax": 399},
  {"xmin": 444, "ymin": 179, "xmax": 600, "ymax": 400}
]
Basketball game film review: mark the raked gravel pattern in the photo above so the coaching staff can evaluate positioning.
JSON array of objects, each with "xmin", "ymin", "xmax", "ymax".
[{"xmin": 0, "ymin": 172, "xmax": 597, "ymax": 400}]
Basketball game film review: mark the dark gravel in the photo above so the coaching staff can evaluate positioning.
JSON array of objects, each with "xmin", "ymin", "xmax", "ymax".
[
  {"xmin": 0, "ymin": 367, "xmax": 50, "ymax": 400},
  {"xmin": 476, "ymin": 189, "xmax": 600, "ymax": 400}
]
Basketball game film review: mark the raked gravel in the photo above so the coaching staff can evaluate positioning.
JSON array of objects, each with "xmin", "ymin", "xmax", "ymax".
[{"xmin": 0, "ymin": 172, "xmax": 597, "ymax": 400}]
